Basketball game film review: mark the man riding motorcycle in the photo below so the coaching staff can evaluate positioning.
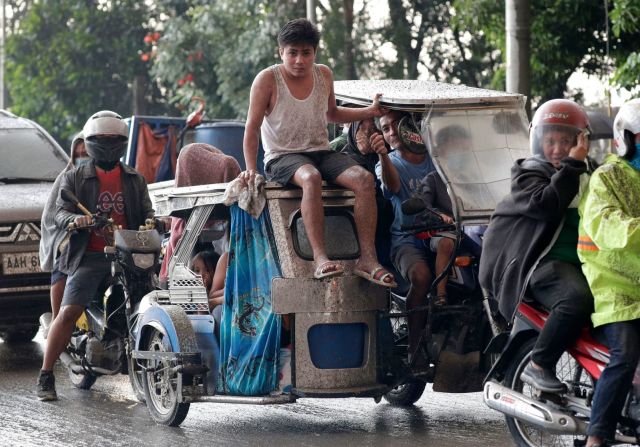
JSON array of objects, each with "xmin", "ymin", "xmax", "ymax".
[
  {"xmin": 37, "ymin": 111, "xmax": 154, "ymax": 401},
  {"xmin": 579, "ymin": 98, "xmax": 640, "ymax": 447},
  {"xmin": 480, "ymin": 99, "xmax": 595, "ymax": 393}
]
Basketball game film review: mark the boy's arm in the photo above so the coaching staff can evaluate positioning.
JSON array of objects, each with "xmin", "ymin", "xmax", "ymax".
[
  {"xmin": 372, "ymin": 133, "xmax": 400, "ymax": 194},
  {"xmin": 54, "ymin": 170, "xmax": 83, "ymax": 229},
  {"xmin": 243, "ymin": 69, "xmax": 273, "ymax": 173},
  {"xmin": 580, "ymin": 166, "xmax": 640, "ymax": 251},
  {"xmin": 320, "ymin": 65, "xmax": 385, "ymax": 124}
]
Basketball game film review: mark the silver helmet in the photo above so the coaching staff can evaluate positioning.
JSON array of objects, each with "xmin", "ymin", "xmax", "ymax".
[{"xmin": 82, "ymin": 111, "xmax": 129, "ymax": 163}]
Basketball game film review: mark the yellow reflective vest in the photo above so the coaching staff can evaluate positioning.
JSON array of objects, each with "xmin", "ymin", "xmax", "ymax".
[{"xmin": 578, "ymin": 154, "xmax": 640, "ymax": 327}]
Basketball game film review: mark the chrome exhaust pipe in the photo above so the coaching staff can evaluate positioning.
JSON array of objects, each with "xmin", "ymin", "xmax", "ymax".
[{"xmin": 484, "ymin": 381, "xmax": 588, "ymax": 435}]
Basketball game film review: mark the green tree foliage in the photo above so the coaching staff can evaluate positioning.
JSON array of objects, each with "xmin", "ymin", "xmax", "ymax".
[
  {"xmin": 5, "ymin": 0, "xmax": 168, "ymax": 145},
  {"xmin": 610, "ymin": 0, "xmax": 640, "ymax": 92},
  {"xmin": 378, "ymin": 0, "xmax": 498, "ymax": 87},
  {"xmin": 454, "ymin": 0, "xmax": 640, "ymax": 102},
  {"xmin": 148, "ymin": 0, "xmax": 382, "ymax": 119}
]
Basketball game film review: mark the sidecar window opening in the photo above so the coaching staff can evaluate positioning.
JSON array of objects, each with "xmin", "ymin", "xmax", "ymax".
[{"xmin": 291, "ymin": 208, "xmax": 360, "ymax": 261}]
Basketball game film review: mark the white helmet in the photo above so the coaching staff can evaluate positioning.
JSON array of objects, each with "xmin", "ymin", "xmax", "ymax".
[
  {"xmin": 613, "ymin": 98, "xmax": 640, "ymax": 157},
  {"xmin": 83, "ymin": 110, "xmax": 128, "ymax": 139},
  {"xmin": 82, "ymin": 111, "xmax": 129, "ymax": 163}
]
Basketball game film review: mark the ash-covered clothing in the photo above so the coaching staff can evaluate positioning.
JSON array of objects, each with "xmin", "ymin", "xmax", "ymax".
[
  {"xmin": 479, "ymin": 155, "xmax": 590, "ymax": 321},
  {"xmin": 55, "ymin": 160, "xmax": 153, "ymax": 276},
  {"xmin": 39, "ymin": 134, "xmax": 84, "ymax": 271},
  {"xmin": 375, "ymin": 150, "xmax": 436, "ymax": 259},
  {"xmin": 260, "ymin": 64, "xmax": 330, "ymax": 165},
  {"xmin": 415, "ymin": 171, "xmax": 453, "ymax": 217},
  {"xmin": 86, "ymin": 165, "xmax": 128, "ymax": 253},
  {"xmin": 578, "ymin": 154, "xmax": 640, "ymax": 328}
]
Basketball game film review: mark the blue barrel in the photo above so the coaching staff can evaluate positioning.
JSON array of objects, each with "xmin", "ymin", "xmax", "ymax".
[{"xmin": 184, "ymin": 121, "xmax": 265, "ymax": 174}]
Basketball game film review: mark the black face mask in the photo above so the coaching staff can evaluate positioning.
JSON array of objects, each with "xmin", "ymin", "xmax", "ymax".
[
  {"xmin": 85, "ymin": 136, "xmax": 127, "ymax": 164},
  {"xmin": 94, "ymin": 159, "xmax": 119, "ymax": 171}
]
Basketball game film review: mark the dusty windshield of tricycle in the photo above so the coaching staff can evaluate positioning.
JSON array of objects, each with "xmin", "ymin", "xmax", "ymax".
[{"xmin": 422, "ymin": 106, "xmax": 529, "ymax": 221}]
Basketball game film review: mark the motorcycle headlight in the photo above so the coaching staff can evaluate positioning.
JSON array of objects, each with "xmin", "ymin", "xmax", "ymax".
[{"xmin": 131, "ymin": 253, "xmax": 155, "ymax": 270}]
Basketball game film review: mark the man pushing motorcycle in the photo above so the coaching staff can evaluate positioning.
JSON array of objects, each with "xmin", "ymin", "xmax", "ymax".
[
  {"xmin": 36, "ymin": 111, "xmax": 154, "ymax": 401},
  {"xmin": 579, "ymin": 98, "xmax": 640, "ymax": 447}
]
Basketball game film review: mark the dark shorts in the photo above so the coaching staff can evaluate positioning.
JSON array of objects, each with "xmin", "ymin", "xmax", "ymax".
[
  {"xmin": 392, "ymin": 243, "xmax": 431, "ymax": 282},
  {"xmin": 50, "ymin": 268, "xmax": 67, "ymax": 285},
  {"xmin": 61, "ymin": 251, "xmax": 112, "ymax": 307},
  {"xmin": 265, "ymin": 150, "xmax": 359, "ymax": 185}
]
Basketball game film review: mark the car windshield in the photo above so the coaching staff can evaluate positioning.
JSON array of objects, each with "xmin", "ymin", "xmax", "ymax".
[
  {"xmin": 0, "ymin": 129, "xmax": 68, "ymax": 180},
  {"xmin": 424, "ymin": 106, "xmax": 530, "ymax": 221}
]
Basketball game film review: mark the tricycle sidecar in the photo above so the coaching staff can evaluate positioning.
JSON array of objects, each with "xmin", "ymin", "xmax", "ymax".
[{"xmin": 133, "ymin": 79, "xmax": 531, "ymax": 426}]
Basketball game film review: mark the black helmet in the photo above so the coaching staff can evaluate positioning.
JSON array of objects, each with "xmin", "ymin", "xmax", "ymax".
[{"xmin": 82, "ymin": 111, "xmax": 129, "ymax": 163}]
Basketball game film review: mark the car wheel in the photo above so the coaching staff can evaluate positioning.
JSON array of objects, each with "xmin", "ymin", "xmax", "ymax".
[{"xmin": 0, "ymin": 326, "xmax": 40, "ymax": 344}]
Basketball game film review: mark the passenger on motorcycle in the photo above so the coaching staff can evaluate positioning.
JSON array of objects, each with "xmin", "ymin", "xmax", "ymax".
[
  {"xmin": 480, "ymin": 99, "xmax": 595, "ymax": 393},
  {"xmin": 40, "ymin": 132, "xmax": 87, "ymax": 323},
  {"xmin": 372, "ymin": 110, "xmax": 437, "ymax": 368},
  {"xmin": 36, "ymin": 111, "xmax": 154, "ymax": 401},
  {"xmin": 579, "ymin": 98, "xmax": 640, "ymax": 447}
]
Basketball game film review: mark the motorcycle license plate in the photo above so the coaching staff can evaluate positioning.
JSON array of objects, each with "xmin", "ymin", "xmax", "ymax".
[{"xmin": 1, "ymin": 252, "xmax": 42, "ymax": 275}]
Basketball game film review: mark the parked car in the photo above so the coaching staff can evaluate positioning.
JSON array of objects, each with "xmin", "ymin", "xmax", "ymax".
[{"xmin": 0, "ymin": 110, "xmax": 68, "ymax": 343}]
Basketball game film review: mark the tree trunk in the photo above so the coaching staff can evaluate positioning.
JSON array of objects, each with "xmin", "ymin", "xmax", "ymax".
[{"xmin": 342, "ymin": 0, "xmax": 357, "ymax": 79}]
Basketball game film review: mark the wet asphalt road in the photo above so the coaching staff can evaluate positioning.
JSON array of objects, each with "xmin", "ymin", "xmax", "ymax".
[{"xmin": 0, "ymin": 333, "xmax": 514, "ymax": 447}]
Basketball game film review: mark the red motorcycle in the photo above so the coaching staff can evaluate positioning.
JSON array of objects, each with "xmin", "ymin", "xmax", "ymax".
[{"xmin": 483, "ymin": 301, "xmax": 640, "ymax": 446}]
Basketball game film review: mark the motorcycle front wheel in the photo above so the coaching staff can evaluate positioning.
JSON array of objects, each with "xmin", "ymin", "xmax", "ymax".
[{"xmin": 504, "ymin": 337, "xmax": 592, "ymax": 447}]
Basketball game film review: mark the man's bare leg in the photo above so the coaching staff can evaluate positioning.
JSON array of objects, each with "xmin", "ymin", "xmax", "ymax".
[
  {"xmin": 435, "ymin": 237, "xmax": 455, "ymax": 302},
  {"xmin": 291, "ymin": 165, "xmax": 341, "ymax": 276},
  {"xmin": 406, "ymin": 261, "xmax": 432, "ymax": 362},
  {"xmin": 50, "ymin": 278, "xmax": 66, "ymax": 320},
  {"xmin": 334, "ymin": 166, "xmax": 379, "ymax": 269},
  {"xmin": 42, "ymin": 304, "xmax": 84, "ymax": 371}
]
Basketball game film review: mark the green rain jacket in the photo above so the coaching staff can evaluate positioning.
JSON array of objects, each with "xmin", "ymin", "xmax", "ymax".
[{"xmin": 578, "ymin": 154, "xmax": 640, "ymax": 327}]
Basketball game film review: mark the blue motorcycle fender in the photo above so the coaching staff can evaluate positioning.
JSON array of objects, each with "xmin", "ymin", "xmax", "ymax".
[{"xmin": 135, "ymin": 304, "xmax": 219, "ymax": 396}]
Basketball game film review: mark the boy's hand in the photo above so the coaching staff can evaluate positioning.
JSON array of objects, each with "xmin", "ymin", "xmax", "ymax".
[
  {"xmin": 371, "ymin": 133, "xmax": 389, "ymax": 156},
  {"xmin": 74, "ymin": 215, "xmax": 94, "ymax": 228},
  {"xmin": 370, "ymin": 93, "xmax": 388, "ymax": 117},
  {"xmin": 238, "ymin": 170, "xmax": 256, "ymax": 185},
  {"xmin": 568, "ymin": 130, "xmax": 589, "ymax": 161},
  {"xmin": 439, "ymin": 213, "xmax": 454, "ymax": 224}
]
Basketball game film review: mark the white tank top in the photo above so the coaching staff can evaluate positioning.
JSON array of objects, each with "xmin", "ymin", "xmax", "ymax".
[{"xmin": 261, "ymin": 64, "xmax": 330, "ymax": 164}]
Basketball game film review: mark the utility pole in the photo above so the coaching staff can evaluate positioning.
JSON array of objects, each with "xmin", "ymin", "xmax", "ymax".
[
  {"xmin": 306, "ymin": 0, "xmax": 316, "ymax": 24},
  {"xmin": 0, "ymin": 0, "xmax": 5, "ymax": 110},
  {"xmin": 506, "ymin": 0, "xmax": 531, "ymax": 116}
]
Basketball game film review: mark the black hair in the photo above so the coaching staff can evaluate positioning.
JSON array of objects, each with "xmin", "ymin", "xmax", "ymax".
[
  {"xmin": 192, "ymin": 250, "xmax": 220, "ymax": 273},
  {"xmin": 435, "ymin": 125, "xmax": 471, "ymax": 147},
  {"xmin": 277, "ymin": 18, "xmax": 320, "ymax": 50},
  {"xmin": 375, "ymin": 110, "xmax": 410, "ymax": 130}
]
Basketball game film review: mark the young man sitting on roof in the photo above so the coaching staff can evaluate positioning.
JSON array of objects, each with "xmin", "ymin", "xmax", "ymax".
[{"xmin": 240, "ymin": 18, "xmax": 396, "ymax": 287}]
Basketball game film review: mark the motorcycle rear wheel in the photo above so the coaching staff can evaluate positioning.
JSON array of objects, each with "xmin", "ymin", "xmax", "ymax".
[
  {"xmin": 68, "ymin": 362, "xmax": 98, "ymax": 390},
  {"xmin": 504, "ymin": 337, "xmax": 592, "ymax": 447},
  {"xmin": 383, "ymin": 379, "xmax": 426, "ymax": 406}
]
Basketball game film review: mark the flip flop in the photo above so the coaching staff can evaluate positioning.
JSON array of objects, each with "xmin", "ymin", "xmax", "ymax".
[
  {"xmin": 434, "ymin": 294, "xmax": 448, "ymax": 306},
  {"xmin": 354, "ymin": 266, "xmax": 398, "ymax": 288},
  {"xmin": 313, "ymin": 261, "xmax": 344, "ymax": 280}
]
